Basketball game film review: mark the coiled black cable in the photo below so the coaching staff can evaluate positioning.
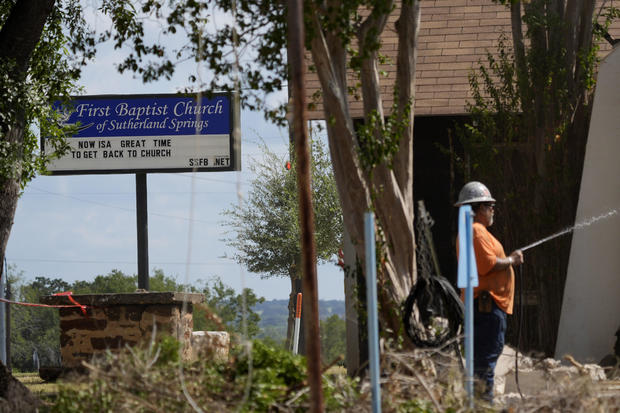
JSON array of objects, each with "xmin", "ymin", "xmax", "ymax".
[{"xmin": 402, "ymin": 274, "xmax": 464, "ymax": 348}]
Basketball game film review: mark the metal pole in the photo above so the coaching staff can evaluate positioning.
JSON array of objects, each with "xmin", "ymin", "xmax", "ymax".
[
  {"xmin": 287, "ymin": 0, "xmax": 323, "ymax": 411},
  {"xmin": 457, "ymin": 205, "xmax": 477, "ymax": 409},
  {"xmin": 293, "ymin": 293, "xmax": 302, "ymax": 354},
  {"xmin": 464, "ymin": 267, "xmax": 474, "ymax": 407},
  {"xmin": 136, "ymin": 173, "xmax": 149, "ymax": 290},
  {"xmin": 364, "ymin": 212, "xmax": 381, "ymax": 413}
]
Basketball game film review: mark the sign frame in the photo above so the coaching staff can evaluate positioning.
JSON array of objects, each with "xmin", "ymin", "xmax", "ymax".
[{"xmin": 41, "ymin": 92, "xmax": 240, "ymax": 175}]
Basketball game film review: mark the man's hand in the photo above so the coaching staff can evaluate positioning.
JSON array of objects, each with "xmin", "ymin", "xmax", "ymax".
[{"xmin": 508, "ymin": 250, "xmax": 524, "ymax": 266}]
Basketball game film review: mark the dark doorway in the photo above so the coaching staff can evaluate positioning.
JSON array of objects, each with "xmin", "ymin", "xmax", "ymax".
[{"xmin": 413, "ymin": 115, "xmax": 469, "ymax": 285}]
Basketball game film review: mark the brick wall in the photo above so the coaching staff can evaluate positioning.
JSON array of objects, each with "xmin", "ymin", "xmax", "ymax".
[
  {"xmin": 41, "ymin": 292, "xmax": 204, "ymax": 368},
  {"xmin": 305, "ymin": 0, "xmax": 620, "ymax": 120}
]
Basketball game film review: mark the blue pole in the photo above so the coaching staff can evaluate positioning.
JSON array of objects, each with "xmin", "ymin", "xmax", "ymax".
[
  {"xmin": 457, "ymin": 206, "xmax": 478, "ymax": 408},
  {"xmin": 464, "ymin": 268, "xmax": 474, "ymax": 407},
  {"xmin": 364, "ymin": 212, "xmax": 381, "ymax": 413}
]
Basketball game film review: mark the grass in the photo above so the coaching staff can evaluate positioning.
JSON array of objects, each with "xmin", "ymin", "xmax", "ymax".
[{"xmin": 14, "ymin": 371, "xmax": 60, "ymax": 400}]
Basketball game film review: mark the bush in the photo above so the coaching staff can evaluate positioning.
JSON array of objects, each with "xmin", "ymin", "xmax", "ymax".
[{"xmin": 49, "ymin": 337, "xmax": 362, "ymax": 412}]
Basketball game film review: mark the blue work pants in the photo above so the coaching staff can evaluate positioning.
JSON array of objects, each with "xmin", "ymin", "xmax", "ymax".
[{"xmin": 473, "ymin": 297, "xmax": 506, "ymax": 401}]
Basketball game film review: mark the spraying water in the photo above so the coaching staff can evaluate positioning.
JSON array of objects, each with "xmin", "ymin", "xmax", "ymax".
[{"xmin": 518, "ymin": 209, "xmax": 618, "ymax": 252}]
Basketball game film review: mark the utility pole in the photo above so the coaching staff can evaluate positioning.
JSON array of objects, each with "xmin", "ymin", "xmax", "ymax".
[{"xmin": 287, "ymin": 1, "xmax": 324, "ymax": 411}]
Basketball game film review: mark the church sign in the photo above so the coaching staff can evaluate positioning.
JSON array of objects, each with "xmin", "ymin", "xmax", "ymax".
[{"xmin": 43, "ymin": 93, "xmax": 239, "ymax": 174}]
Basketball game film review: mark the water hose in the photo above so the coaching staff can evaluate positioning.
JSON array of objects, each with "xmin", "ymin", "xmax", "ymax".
[
  {"xmin": 405, "ymin": 201, "xmax": 465, "ymax": 351},
  {"xmin": 515, "ymin": 264, "xmax": 524, "ymax": 399},
  {"xmin": 402, "ymin": 274, "xmax": 464, "ymax": 348}
]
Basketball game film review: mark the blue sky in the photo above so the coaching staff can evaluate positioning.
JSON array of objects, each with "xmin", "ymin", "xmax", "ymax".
[{"xmin": 5, "ymin": 18, "xmax": 344, "ymax": 302}]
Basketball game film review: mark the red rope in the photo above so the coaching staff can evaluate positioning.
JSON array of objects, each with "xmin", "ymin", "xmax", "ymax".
[
  {"xmin": 0, "ymin": 291, "xmax": 88, "ymax": 316},
  {"xmin": 53, "ymin": 291, "xmax": 88, "ymax": 315}
]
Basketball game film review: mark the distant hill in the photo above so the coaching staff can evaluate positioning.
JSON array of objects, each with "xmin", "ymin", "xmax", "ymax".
[{"xmin": 255, "ymin": 299, "xmax": 345, "ymax": 342}]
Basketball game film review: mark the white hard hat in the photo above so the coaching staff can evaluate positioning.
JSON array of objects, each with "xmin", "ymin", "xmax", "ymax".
[{"xmin": 454, "ymin": 181, "xmax": 495, "ymax": 206}]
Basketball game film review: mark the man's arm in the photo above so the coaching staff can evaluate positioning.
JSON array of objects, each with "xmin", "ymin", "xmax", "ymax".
[{"xmin": 491, "ymin": 250, "xmax": 524, "ymax": 271}]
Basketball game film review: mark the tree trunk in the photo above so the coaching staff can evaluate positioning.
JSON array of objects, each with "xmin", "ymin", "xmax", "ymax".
[
  {"xmin": 511, "ymin": 1, "xmax": 530, "ymax": 106},
  {"xmin": 285, "ymin": 275, "xmax": 296, "ymax": 351},
  {"xmin": 0, "ymin": 0, "xmax": 56, "ymax": 281},
  {"xmin": 309, "ymin": 2, "xmax": 420, "ymax": 337},
  {"xmin": 309, "ymin": 10, "xmax": 371, "ymax": 251},
  {"xmin": 0, "ymin": 175, "xmax": 20, "ymax": 283}
]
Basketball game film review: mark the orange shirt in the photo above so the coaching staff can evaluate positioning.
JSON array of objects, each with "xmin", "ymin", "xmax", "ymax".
[{"xmin": 459, "ymin": 222, "xmax": 515, "ymax": 314}]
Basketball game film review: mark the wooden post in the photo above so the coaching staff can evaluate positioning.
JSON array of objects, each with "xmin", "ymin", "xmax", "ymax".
[{"xmin": 287, "ymin": 0, "xmax": 324, "ymax": 411}]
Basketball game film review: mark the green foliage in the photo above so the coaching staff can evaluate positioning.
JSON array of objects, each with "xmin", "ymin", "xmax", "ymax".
[
  {"xmin": 50, "ymin": 338, "xmax": 365, "ymax": 412},
  {"xmin": 457, "ymin": 4, "xmax": 600, "ymax": 221},
  {"xmin": 52, "ymin": 379, "xmax": 116, "ymax": 413},
  {"xmin": 222, "ymin": 138, "xmax": 342, "ymax": 280},
  {"xmin": 154, "ymin": 334, "xmax": 181, "ymax": 366},
  {"xmin": 233, "ymin": 340, "xmax": 307, "ymax": 411},
  {"xmin": 90, "ymin": 1, "xmax": 407, "ymax": 125},
  {"xmin": 194, "ymin": 277, "xmax": 265, "ymax": 338},
  {"xmin": 320, "ymin": 314, "xmax": 346, "ymax": 365},
  {"xmin": 70, "ymin": 269, "xmax": 137, "ymax": 294},
  {"xmin": 357, "ymin": 95, "xmax": 412, "ymax": 175},
  {"xmin": 395, "ymin": 399, "xmax": 434, "ymax": 413},
  {"xmin": 70, "ymin": 268, "xmax": 181, "ymax": 294},
  {"xmin": 129, "ymin": 0, "xmax": 289, "ymax": 123},
  {"xmin": 0, "ymin": 1, "xmax": 91, "ymax": 187},
  {"xmin": 149, "ymin": 268, "xmax": 184, "ymax": 292},
  {"xmin": 9, "ymin": 268, "xmax": 69, "ymax": 372},
  {"xmin": 457, "ymin": 36, "xmax": 522, "ymax": 173}
]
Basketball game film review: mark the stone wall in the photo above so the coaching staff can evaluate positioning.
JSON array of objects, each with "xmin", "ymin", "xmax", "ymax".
[{"xmin": 41, "ymin": 292, "xmax": 204, "ymax": 368}]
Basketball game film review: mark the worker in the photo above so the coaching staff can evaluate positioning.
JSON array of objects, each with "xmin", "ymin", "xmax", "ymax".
[{"xmin": 455, "ymin": 181, "xmax": 524, "ymax": 402}]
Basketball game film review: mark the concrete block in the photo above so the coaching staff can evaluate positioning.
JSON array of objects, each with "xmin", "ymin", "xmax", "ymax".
[{"xmin": 191, "ymin": 331, "xmax": 230, "ymax": 362}]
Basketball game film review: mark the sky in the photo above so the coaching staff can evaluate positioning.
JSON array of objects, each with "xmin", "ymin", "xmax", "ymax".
[{"xmin": 4, "ymin": 10, "xmax": 345, "ymax": 302}]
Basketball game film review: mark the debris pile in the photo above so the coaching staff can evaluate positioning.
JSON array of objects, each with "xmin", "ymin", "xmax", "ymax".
[{"xmin": 493, "ymin": 346, "xmax": 620, "ymax": 411}]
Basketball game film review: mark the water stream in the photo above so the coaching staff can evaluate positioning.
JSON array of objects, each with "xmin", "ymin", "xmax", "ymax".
[{"xmin": 518, "ymin": 209, "xmax": 618, "ymax": 252}]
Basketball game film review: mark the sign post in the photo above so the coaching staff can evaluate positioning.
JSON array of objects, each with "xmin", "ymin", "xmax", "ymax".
[
  {"xmin": 364, "ymin": 212, "xmax": 381, "ymax": 413},
  {"xmin": 457, "ymin": 205, "xmax": 478, "ymax": 408},
  {"xmin": 136, "ymin": 173, "xmax": 149, "ymax": 290}
]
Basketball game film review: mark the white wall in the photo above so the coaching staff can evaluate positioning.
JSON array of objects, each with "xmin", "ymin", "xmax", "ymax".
[{"xmin": 555, "ymin": 47, "xmax": 620, "ymax": 363}]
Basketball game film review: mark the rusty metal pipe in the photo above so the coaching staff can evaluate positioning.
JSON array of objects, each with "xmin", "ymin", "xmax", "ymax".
[{"xmin": 287, "ymin": 0, "xmax": 324, "ymax": 411}]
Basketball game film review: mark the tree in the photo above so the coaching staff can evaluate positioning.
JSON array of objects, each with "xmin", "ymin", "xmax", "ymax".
[
  {"xmin": 222, "ymin": 138, "xmax": 342, "ymax": 349},
  {"xmin": 9, "ymin": 272, "xmax": 70, "ymax": 371},
  {"xmin": 0, "ymin": 0, "xmax": 164, "ymax": 286},
  {"xmin": 1, "ymin": 0, "xmax": 420, "ymax": 340},
  {"xmin": 305, "ymin": 2, "xmax": 421, "ymax": 336},
  {"xmin": 71, "ymin": 269, "xmax": 138, "ymax": 294},
  {"xmin": 194, "ymin": 277, "xmax": 265, "ymax": 339},
  {"xmin": 320, "ymin": 314, "xmax": 346, "ymax": 366},
  {"xmin": 79, "ymin": 0, "xmax": 422, "ymax": 336},
  {"xmin": 456, "ymin": 1, "xmax": 616, "ymax": 353}
]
